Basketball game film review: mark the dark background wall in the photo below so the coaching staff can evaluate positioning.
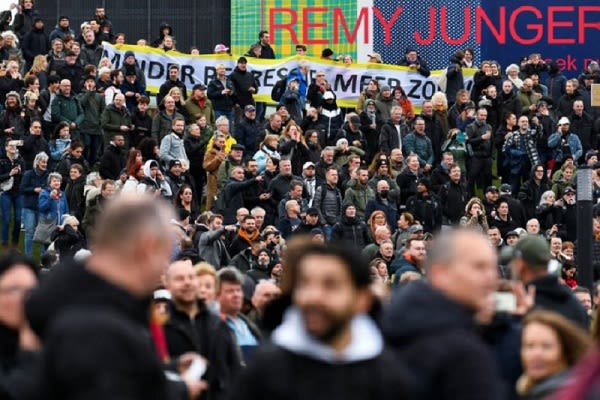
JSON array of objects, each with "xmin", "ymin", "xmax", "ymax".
[{"xmin": 34, "ymin": 0, "xmax": 230, "ymax": 54}]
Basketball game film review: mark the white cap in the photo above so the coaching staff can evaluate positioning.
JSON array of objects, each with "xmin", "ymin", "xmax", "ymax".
[
  {"xmin": 153, "ymin": 289, "xmax": 171, "ymax": 301},
  {"xmin": 303, "ymin": 161, "xmax": 316, "ymax": 169},
  {"xmin": 558, "ymin": 117, "xmax": 570, "ymax": 126}
]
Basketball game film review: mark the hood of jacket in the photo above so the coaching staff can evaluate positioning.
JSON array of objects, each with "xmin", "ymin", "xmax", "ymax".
[
  {"xmin": 381, "ymin": 280, "xmax": 475, "ymax": 342},
  {"xmin": 272, "ymin": 306, "xmax": 383, "ymax": 364},
  {"xmin": 25, "ymin": 259, "xmax": 150, "ymax": 339}
]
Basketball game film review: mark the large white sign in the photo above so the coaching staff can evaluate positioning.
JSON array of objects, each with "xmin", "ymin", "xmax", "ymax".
[{"xmin": 104, "ymin": 43, "xmax": 474, "ymax": 108}]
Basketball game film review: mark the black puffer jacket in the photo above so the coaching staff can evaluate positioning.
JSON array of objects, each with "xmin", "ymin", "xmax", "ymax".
[
  {"xmin": 382, "ymin": 281, "xmax": 505, "ymax": 400},
  {"xmin": 330, "ymin": 209, "xmax": 370, "ymax": 248},
  {"xmin": 528, "ymin": 275, "xmax": 588, "ymax": 329}
]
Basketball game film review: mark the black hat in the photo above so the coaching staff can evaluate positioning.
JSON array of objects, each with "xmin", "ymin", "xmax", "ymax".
[
  {"xmin": 306, "ymin": 207, "xmax": 319, "ymax": 216},
  {"xmin": 349, "ymin": 115, "xmax": 361, "ymax": 125},
  {"xmin": 486, "ymin": 185, "xmax": 499, "ymax": 193},
  {"xmin": 417, "ymin": 178, "xmax": 431, "ymax": 190},
  {"xmin": 505, "ymin": 230, "xmax": 520, "ymax": 238},
  {"xmin": 563, "ymin": 186, "xmax": 576, "ymax": 195},
  {"xmin": 168, "ymin": 159, "xmax": 182, "ymax": 168},
  {"xmin": 231, "ymin": 143, "xmax": 245, "ymax": 151},
  {"xmin": 499, "ymin": 184, "xmax": 512, "ymax": 194},
  {"xmin": 376, "ymin": 159, "xmax": 388, "ymax": 168},
  {"xmin": 321, "ymin": 48, "xmax": 334, "ymax": 58},
  {"xmin": 192, "ymin": 83, "xmax": 207, "ymax": 91},
  {"xmin": 310, "ymin": 228, "xmax": 324, "ymax": 236}
]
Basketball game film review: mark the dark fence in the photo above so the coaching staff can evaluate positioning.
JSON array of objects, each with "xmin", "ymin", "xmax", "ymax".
[{"xmin": 34, "ymin": 0, "xmax": 231, "ymax": 54}]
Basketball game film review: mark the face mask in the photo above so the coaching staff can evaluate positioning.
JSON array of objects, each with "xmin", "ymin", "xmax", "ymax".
[{"xmin": 380, "ymin": 190, "xmax": 389, "ymax": 198}]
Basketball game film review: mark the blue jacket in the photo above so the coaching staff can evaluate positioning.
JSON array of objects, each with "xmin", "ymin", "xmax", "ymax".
[
  {"xmin": 20, "ymin": 168, "xmax": 49, "ymax": 211},
  {"xmin": 38, "ymin": 187, "xmax": 68, "ymax": 224},
  {"xmin": 547, "ymin": 131, "xmax": 583, "ymax": 162}
]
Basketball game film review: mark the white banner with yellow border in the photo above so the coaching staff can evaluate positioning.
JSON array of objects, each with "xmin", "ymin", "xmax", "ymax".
[{"xmin": 103, "ymin": 43, "xmax": 474, "ymax": 109}]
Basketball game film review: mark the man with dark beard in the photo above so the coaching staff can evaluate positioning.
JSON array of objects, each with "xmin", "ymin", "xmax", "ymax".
[{"xmin": 229, "ymin": 241, "xmax": 415, "ymax": 400}]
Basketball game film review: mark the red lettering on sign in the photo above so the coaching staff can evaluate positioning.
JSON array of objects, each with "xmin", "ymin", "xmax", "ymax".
[
  {"xmin": 547, "ymin": 6, "xmax": 575, "ymax": 44},
  {"xmin": 475, "ymin": 6, "xmax": 506, "ymax": 44},
  {"xmin": 509, "ymin": 6, "xmax": 543, "ymax": 45},
  {"xmin": 372, "ymin": 7, "xmax": 403, "ymax": 45},
  {"xmin": 440, "ymin": 6, "xmax": 471, "ymax": 45},
  {"xmin": 333, "ymin": 7, "xmax": 369, "ymax": 44},
  {"xmin": 269, "ymin": 8, "xmax": 298, "ymax": 44},
  {"xmin": 579, "ymin": 6, "xmax": 600, "ymax": 44},
  {"xmin": 414, "ymin": 7, "xmax": 436, "ymax": 45},
  {"xmin": 302, "ymin": 7, "xmax": 328, "ymax": 44}
]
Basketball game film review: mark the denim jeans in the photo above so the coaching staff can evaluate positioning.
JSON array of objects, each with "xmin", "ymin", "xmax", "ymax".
[
  {"xmin": 0, "ymin": 193, "xmax": 23, "ymax": 244},
  {"xmin": 22, "ymin": 208, "xmax": 38, "ymax": 256}
]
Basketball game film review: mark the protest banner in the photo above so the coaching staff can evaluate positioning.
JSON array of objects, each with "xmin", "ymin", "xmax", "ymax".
[{"xmin": 104, "ymin": 43, "xmax": 474, "ymax": 109}]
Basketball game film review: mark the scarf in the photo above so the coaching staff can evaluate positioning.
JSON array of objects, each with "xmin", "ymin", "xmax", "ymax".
[
  {"xmin": 239, "ymin": 227, "xmax": 259, "ymax": 245},
  {"xmin": 196, "ymin": 97, "xmax": 206, "ymax": 109}
]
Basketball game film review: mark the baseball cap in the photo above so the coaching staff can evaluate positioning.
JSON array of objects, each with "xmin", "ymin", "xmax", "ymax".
[
  {"xmin": 192, "ymin": 83, "xmax": 207, "ymax": 91},
  {"xmin": 502, "ymin": 235, "xmax": 550, "ymax": 269},
  {"xmin": 499, "ymin": 184, "xmax": 512, "ymax": 194},
  {"xmin": 563, "ymin": 186, "xmax": 576, "ymax": 194},
  {"xmin": 214, "ymin": 43, "xmax": 229, "ymax": 52},
  {"xmin": 350, "ymin": 115, "xmax": 361, "ymax": 124},
  {"xmin": 303, "ymin": 161, "xmax": 315, "ymax": 169},
  {"xmin": 231, "ymin": 143, "xmax": 245, "ymax": 151},
  {"xmin": 169, "ymin": 159, "xmax": 182, "ymax": 168},
  {"xmin": 558, "ymin": 117, "xmax": 570, "ymax": 126},
  {"xmin": 244, "ymin": 104, "xmax": 256, "ymax": 112},
  {"xmin": 310, "ymin": 228, "xmax": 324, "ymax": 236},
  {"xmin": 505, "ymin": 230, "xmax": 520, "ymax": 239},
  {"xmin": 408, "ymin": 224, "xmax": 424, "ymax": 234},
  {"xmin": 486, "ymin": 185, "xmax": 499, "ymax": 193}
]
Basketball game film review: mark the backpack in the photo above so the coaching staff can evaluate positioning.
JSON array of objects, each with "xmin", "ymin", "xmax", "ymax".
[{"xmin": 271, "ymin": 74, "xmax": 288, "ymax": 102}]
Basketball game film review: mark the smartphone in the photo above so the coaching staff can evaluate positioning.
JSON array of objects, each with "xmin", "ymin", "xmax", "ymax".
[{"xmin": 494, "ymin": 292, "xmax": 516, "ymax": 313}]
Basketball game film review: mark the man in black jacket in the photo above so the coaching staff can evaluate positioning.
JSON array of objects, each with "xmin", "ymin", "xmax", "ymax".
[
  {"xmin": 382, "ymin": 229, "xmax": 504, "ymax": 400},
  {"xmin": 158, "ymin": 64, "xmax": 188, "ymax": 106},
  {"xmin": 506, "ymin": 234, "xmax": 588, "ymax": 329},
  {"xmin": 99, "ymin": 134, "xmax": 126, "ymax": 180},
  {"xmin": 25, "ymin": 195, "xmax": 204, "ymax": 399},
  {"xmin": 438, "ymin": 164, "xmax": 467, "ymax": 226},
  {"xmin": 164, "ymin": 260, "xmax": 242, "ymax": 400},
  {"xmin": 230, "ymin": 241, "xmax": 415, "ymax": 400}
]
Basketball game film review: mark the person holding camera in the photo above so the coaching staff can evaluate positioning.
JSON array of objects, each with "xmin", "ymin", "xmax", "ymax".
[
  {"xmin": 0, "ymin": 140, "xmax": 25, "ymax": 247},
  {"xmin": 548, "ymin": 117, "xmax": 583, "ymax": 169}
]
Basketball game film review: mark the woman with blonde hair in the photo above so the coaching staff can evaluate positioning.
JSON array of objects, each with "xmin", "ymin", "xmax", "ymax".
[
  {"xmin": 459, "ymin": 197, "xmax": 488, "ymax": 232},
  {"xmin": 166, "ymin": 86, "xmax": 189, "ymax": 120},
  {"xmin": 517, "ymin": 310, "xmax": 592, "ymax": 399},
  {"xmin": 195, "ymin": 262, "xmax": 220, "ymax": 313},
  {"xmin": 253, "ymin": 134, "xmax": 280, "ymax": 174},
  {"xmin": 25, "ymin": 55, "xmax": 48, "ymax": 89},
  {"xmin": 367, "ymin": 210, "xmax": 390, "ymax": 241}
]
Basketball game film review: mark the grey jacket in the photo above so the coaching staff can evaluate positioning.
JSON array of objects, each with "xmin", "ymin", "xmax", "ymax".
[{"xmin": 196, "ymin": 225, "xmax": 230, "ymax": 268}]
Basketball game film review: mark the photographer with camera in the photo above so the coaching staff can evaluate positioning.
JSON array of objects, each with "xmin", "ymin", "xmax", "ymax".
[
  {"xmin": 548, "ymin": 117, "xmax": 583, "ymax": 169},
  {"xmin": 0, "ymin": 140, "xmax": 25, "ymax": 247}
]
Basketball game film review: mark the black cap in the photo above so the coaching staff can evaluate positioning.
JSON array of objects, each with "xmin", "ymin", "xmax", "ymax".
[
  {"xmin": 499, "ymin": 183, "xmax": 512, "ymax": 194},
  {"xmin": 321, "ymin": 48, "xmax": 334, "ymax": 58},
  {"xmin": 564, "ymin": 186, "xmax": 576, "ymax": 194},
  {"xmin": 169, "ymin": 159, "xmax": 182, "ymax": 168},
  {"xmin": 376, "ymin": 159, "xmax": 388, "ymax": 168},
  {"xmin": 306, "ymin": 207, "xmax": 319, "ymax": 216},
  {"xmin": 231, "ymin": 143, "xmax": 245, "ymax": 151},
  {"xmin": 310, "ymin": 228, "xmax": 324, "ymax": 236},
  {"xmin": 350, "ymin": 115, "xmax": 361, "ymax": 124},
  {"xmin": 486, "ymin": 185, "xmax": 499, "ymax": 193},
  {"xmin": 192, "ymin": 83, "xmax": 207, "ymax": 91}
]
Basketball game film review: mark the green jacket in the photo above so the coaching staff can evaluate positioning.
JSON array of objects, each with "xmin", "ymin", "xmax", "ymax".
[
  {"xmin": 51, "ymin": 92, "xmax": 84, "ymax": 126},
  {"xmin": 152, "ymin": 110, "xmax": 184, "ymax": 142},
  {"xmin": 101, "ymin": 103, "xmax": 132, "ymax": 140},
  {"xmin": 77, "ymin": 90, "xmax": 105, "ymax": 135},
  {"xmin": 344, "ymin": 182, "xmax": 375, "ymax": 220},
  {"xmin": 184, "ymin": 97, "xmax": 215, "ymax": 125}
]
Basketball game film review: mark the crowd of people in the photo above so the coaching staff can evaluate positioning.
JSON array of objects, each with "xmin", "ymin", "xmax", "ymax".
[{"xmin": 0, "ymin": 1, "xmax": 600, "ymax": 399}]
